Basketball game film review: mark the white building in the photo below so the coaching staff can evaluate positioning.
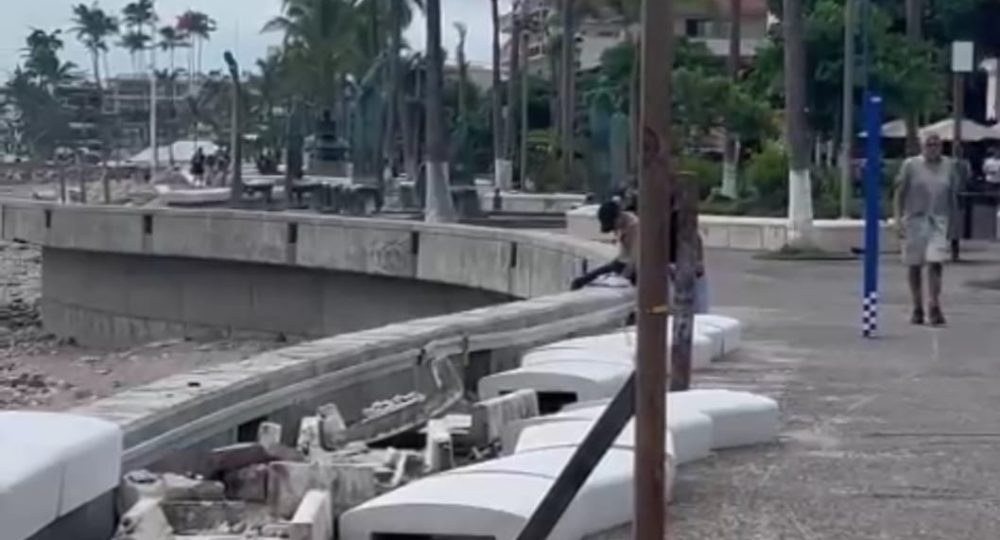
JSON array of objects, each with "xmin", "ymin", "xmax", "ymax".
[{"xmin": 501, "ymin": 0, "xmax": 770, "ymax": 77}]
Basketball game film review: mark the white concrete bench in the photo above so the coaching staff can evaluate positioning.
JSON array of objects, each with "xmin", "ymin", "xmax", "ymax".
[
  {"xmin": 528, "ymin": 329, "xmax": 715, "ymax": 369},
  {"xmin": 339, "ymin": 446, "xmax": 670, "ymax": 540},
  {"xmin": 693, "ymin": 315, "xmax": 742, "ymax": 357},
  {"xmin": 0, "ymin": 412, "xmax": 123, "ymax": 540},
  {"xmin": 671, "ymin": 389, "xmax": 780, "ymax": 449},
  {"xmin": 478, "ymin": 360, "xmax": 631, "ymax": 411},
  {"xmin": 560, "ymin": 389, "xmax": 780, "ymax": 451},
  {"xmin": 505, "ymin": 403, "xmax": 713, "ymax": 466}
]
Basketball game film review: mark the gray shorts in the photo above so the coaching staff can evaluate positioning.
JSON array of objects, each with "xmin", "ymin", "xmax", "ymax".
[{"xmin": 902, "ymin": 216, "xmax": 948, "ymax": 266}]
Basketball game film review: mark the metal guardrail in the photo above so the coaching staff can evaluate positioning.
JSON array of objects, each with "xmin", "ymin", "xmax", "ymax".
[{"xmin": 119, "ymin": 292, "xmax": 633, "ymax": 470}]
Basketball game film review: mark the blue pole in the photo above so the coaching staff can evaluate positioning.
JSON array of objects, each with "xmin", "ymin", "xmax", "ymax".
[{"xmin": 862, "ymin": 92, "xmax": 882, "ymax": 338}]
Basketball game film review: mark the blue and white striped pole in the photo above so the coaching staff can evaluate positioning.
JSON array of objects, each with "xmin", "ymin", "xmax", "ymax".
[{"xmin": 862, "ymin": 92, "xmax": 883, "ymax": 338}]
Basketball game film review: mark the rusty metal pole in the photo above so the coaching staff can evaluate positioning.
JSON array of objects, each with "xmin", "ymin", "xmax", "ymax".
[
  {"xmin": 635, "ymin": 0, "xmax": 674, "ymax": 537},
  {"xmin": 671, "ymin": 173, "xmax": 698, "ymax": 392}
]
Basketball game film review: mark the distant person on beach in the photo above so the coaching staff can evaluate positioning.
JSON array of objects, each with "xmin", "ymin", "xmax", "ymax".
[{"xmin": 894, "ymin": 134, "xmax": 960, "ymax": 326}]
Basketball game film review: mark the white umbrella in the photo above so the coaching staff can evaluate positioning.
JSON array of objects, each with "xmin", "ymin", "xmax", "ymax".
[
  {"xmin": 129, "ymin": 140, "xmax": 219, "ymax": 164},
  {"xmin": 859, "ymin": 119, "xmax": 906, "ymax": 138},
  {"xmin": 918, "ymin": 118, "xmax": 1000, "ymax": 142}
]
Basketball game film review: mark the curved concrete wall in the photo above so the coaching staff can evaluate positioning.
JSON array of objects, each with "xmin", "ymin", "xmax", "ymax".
[
  {"xmin": 40, "ymin": 248, "xmax": 511, "ymax": 346},
  {"xmin": 1, "ymin": 202, "xmax": 614, "ymax": 346},
  {"xmin": 0, "ymin": 201, "xmax": 634, "ymax": 470}
]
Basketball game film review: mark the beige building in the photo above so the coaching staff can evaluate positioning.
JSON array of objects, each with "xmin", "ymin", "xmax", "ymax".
[{"xmin": 501, "ymin": 0, "xmax": 770, "ymax": 77}]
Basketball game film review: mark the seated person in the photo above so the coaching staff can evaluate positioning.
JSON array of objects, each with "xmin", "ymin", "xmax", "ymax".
[
  {"xmin": 571, "ymin": 199, "xmax": 638, "ymax": 290},
  {"xmin": 572, "ymin": 198, "xmax": 709, "ymax": 314}
]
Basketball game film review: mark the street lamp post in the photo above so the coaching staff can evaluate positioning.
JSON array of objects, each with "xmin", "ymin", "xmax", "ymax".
[
  {"xmin": 224, "ymin": 51, "xmax": 243, "ymax": 204},
  {"xmin": 840, "ymin": 0, "xmax": 856, "ymax": 219},
  {"xmin": 150, "ymin": 24, "xmax": 158, "ymax": 183}
]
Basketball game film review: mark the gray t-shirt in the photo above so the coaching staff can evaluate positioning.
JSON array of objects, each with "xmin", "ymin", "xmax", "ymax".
[{"xmin": 896, "ymin": 155, "xmax": 959, "ymax": 221}]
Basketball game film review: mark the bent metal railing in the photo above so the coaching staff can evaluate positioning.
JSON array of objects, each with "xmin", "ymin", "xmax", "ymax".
[{"xmin": 75, "ymin": 287, "xmax": 633, "ymax": 471}]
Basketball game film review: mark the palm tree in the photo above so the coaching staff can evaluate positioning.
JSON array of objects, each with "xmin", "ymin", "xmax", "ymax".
[
  {"xmin": 263, "ymin": 0, "xmax": 359, "ymax": 119},
  {"xmin": 489, "ymin": 0, "xmax": 510, "ymax": 191},
  {"xmin": 71, "ymin": 2, "xmax": 118, "ymax": 203},
  {"xmin": 424, "ymin": 0, "xmax": 455, "ymax": 222},
  {"xmin": 721, "ymin": 0, "xmax": 742, "ymax": 198},
  {"xmin": 22, "ymin": 29, "xmax": 77, "ymax": 91},
  {"xmin": 177, "ymin": 10, "xmax": 216, "ymax": 87},
  {"xmin": 12, "ymin": 29, "xmax": 77, "ymax": 158},
  {"xmin": 382, "ymin": 0, "xmax": 422, "ymax": 193},
  {"xmin": 71, "ymin": 3, "xmax": 118, "ymax": 91},
  {"xmin": 120, "ymin": 31, "xmax": 151, "ymax": 73},
  {"xmin": 559, "ymin": 0, "xmax": 576, "ymax": 190},
  {"xmin": 160, "ymin": 25, "xmax": 188, "ymax": 164},
  {"xmin": 504, "ymin": 1, "xmax": 523, "ymax": 187},
  {"xmin": 783, "ymin": 0, "xmax": 814, "ymax": 245},
  {"xmin": 454, "ymin": 22, "xmax": 469, "ymax": 122},
  {"xmin": 904, "ymin": 0, "xmax": 921, "ymax": 155},
  {"xmin": 122, "ymin": 0, "xmax": 156, "ymax": 70}
]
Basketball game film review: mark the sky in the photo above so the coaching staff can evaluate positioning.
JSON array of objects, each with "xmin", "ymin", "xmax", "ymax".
[{"xmin": 0, "ymin": 0, "xmax": 513, "ymax": 78}]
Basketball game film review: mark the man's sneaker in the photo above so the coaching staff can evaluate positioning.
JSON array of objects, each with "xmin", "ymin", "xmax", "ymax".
[
  {"xmin": 911, "ymin": 308, "xmax": 925, "ymax": 325},
  {"xmin": 929, "ymin": 306, "xmax": 947, "ymax": 327}
]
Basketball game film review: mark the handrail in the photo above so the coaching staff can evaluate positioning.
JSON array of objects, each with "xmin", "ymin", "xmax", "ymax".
[{"xmin": 104, "ymin": 289, "xmax": 632, "ymax": 470}]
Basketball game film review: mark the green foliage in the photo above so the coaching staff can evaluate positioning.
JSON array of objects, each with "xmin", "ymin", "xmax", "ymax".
[
  {"xmin": 678, "ymin": 156, "xmax": 721, "ymax": 200},
  {"xmin": 754, "ymin": 0, "xmax": 948, "ymax": 139},
  {"xmin": 745, "ymin": 141, "xmax": 789, "ymax": 206},
  {"xmin": 673, "ymin": 69, "xmax": 777, "ymax": 153}
]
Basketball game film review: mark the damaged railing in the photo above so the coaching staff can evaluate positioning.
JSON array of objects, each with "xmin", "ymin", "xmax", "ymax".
[{"xmin": 73, "ymin": 287, "xmax": 633, "ymax": 471}]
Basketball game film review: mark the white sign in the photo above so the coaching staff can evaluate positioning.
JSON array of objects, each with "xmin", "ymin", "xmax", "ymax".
[{"xmin": 952, "ymin": 41, "xmax": 975, "ymax": 73}]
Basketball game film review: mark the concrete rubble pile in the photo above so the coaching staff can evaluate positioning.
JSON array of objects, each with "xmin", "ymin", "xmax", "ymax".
[{"xmin": 114, "ymin": 390, "xmax": 494, "ymax": 540}]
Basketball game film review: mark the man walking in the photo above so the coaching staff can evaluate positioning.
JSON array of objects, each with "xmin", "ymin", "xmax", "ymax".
[{"xmin": 894, "ymin": 134, "xmax": 960, "ymax": 326}]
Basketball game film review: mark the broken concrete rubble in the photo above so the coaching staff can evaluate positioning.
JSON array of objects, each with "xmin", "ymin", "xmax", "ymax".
[
  {"xmin": 471, "ymin": 389, "xmax": 539, "ymax": 448},
  {"xmin": 119, "ymin": 471, "xmax": 224, "ymax": 516},
  {"xmin": 423, "ymin": 419, "xmax": 454, "ymax": 473},
  {"xmin": 288, "ymin": 489, "xmax": 334, "ymax": 540},
  {"xmin": 159, "ymin": 500, "xmax": 247, "ymax": 534},
  {"xmin": 223, "ymin": 464, "xmax": 268, "ymax": 503},
  {"xmin": 204, "ymin": 441, "xmax": 303, "ymax": 477},
  {"xmin": 266, "ymin": 460, "xmax": 376, "ymax": 519},
  {"xmin": 296, "ymin": 416, "xmax": 326, "ymax": 458},
  {"xmin": 318, "ymin": 403, "xmax": 347, "ymax": 450},
  {"xmin": 161, "ymin": 473, "xmax": 226, "ymax": 502},
  {"xmin": 114, "ymin": 498, "xmax": 173, "ymax": 540},
  {"xmin": 361, "ymin": 392, "xmax": 424, "ymax": 420},
  {"xmin": 256, "ymin": 421, "xmax": 283, "ymax": 449}
]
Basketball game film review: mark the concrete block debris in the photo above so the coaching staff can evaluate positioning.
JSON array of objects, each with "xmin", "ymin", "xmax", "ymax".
[
  {"xmin": 114, "ymin": 498, "xmax": 173, "ymax": 540},
  {"xmin": 296, "ymin": 416, "xmax": 327, "ymax": 458},
  {"xmin": 160, "ymin": 500, "xmax": 247, "ymax": 534},
  {"xmin": 471, "ymin": 389, "xmax": 539, "ymax": 447},
  {"xmin": 318, "ymin": 403, "xmax": 347, "ymax": 450},
  {"xmin": 361, "ymin": 392, "xmax": 425, "ymax": 420},
  {"xmin": 120, "ymin": 470, "xmax": 224, "ymax": 514},
  {"xmin": 223, "ymin": 464, "xmax": 268, "ymax": 503},
  {"xmin": 161, "ymin": 473, "xmax": 226, "ymax": 502},
  {"xmin": 205, "ymin": 442, "xmax": 304, "ymax": 477},
  {"xmin": 257, "ymin": 422, "xmax": 283, "ymax": 449},
  {"xmin": 267, "ymin": 461, "xmax": 377, "ymax": 519},
  {"xmin": 288, "ymin": 489, "xmax": 334, "ymax": 540},
  {"xmin": 423, "ymin": 419, "xmax": 454, "ymax": 473}
]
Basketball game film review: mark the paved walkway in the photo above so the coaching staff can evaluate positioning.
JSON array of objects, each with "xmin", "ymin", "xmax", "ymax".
[{"xmin": 601, "ymin": 244, "xmax": 1000, "ymax": 539}]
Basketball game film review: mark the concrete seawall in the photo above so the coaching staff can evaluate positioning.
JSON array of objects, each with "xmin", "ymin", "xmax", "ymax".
[
  {"xmin": 2, "ymin": 202, "xmax": 611, "ymax": 346},
  {"xmin": 41, "ymin": 248, "xmax": 510, "ymax": 346},
  {"xmin": 2, "ymin": 201, "xmax": 637, "ymax": 539},
  {"xmin": 0, "ymin": 201, "xmax": 634, "ymax": 467}
]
